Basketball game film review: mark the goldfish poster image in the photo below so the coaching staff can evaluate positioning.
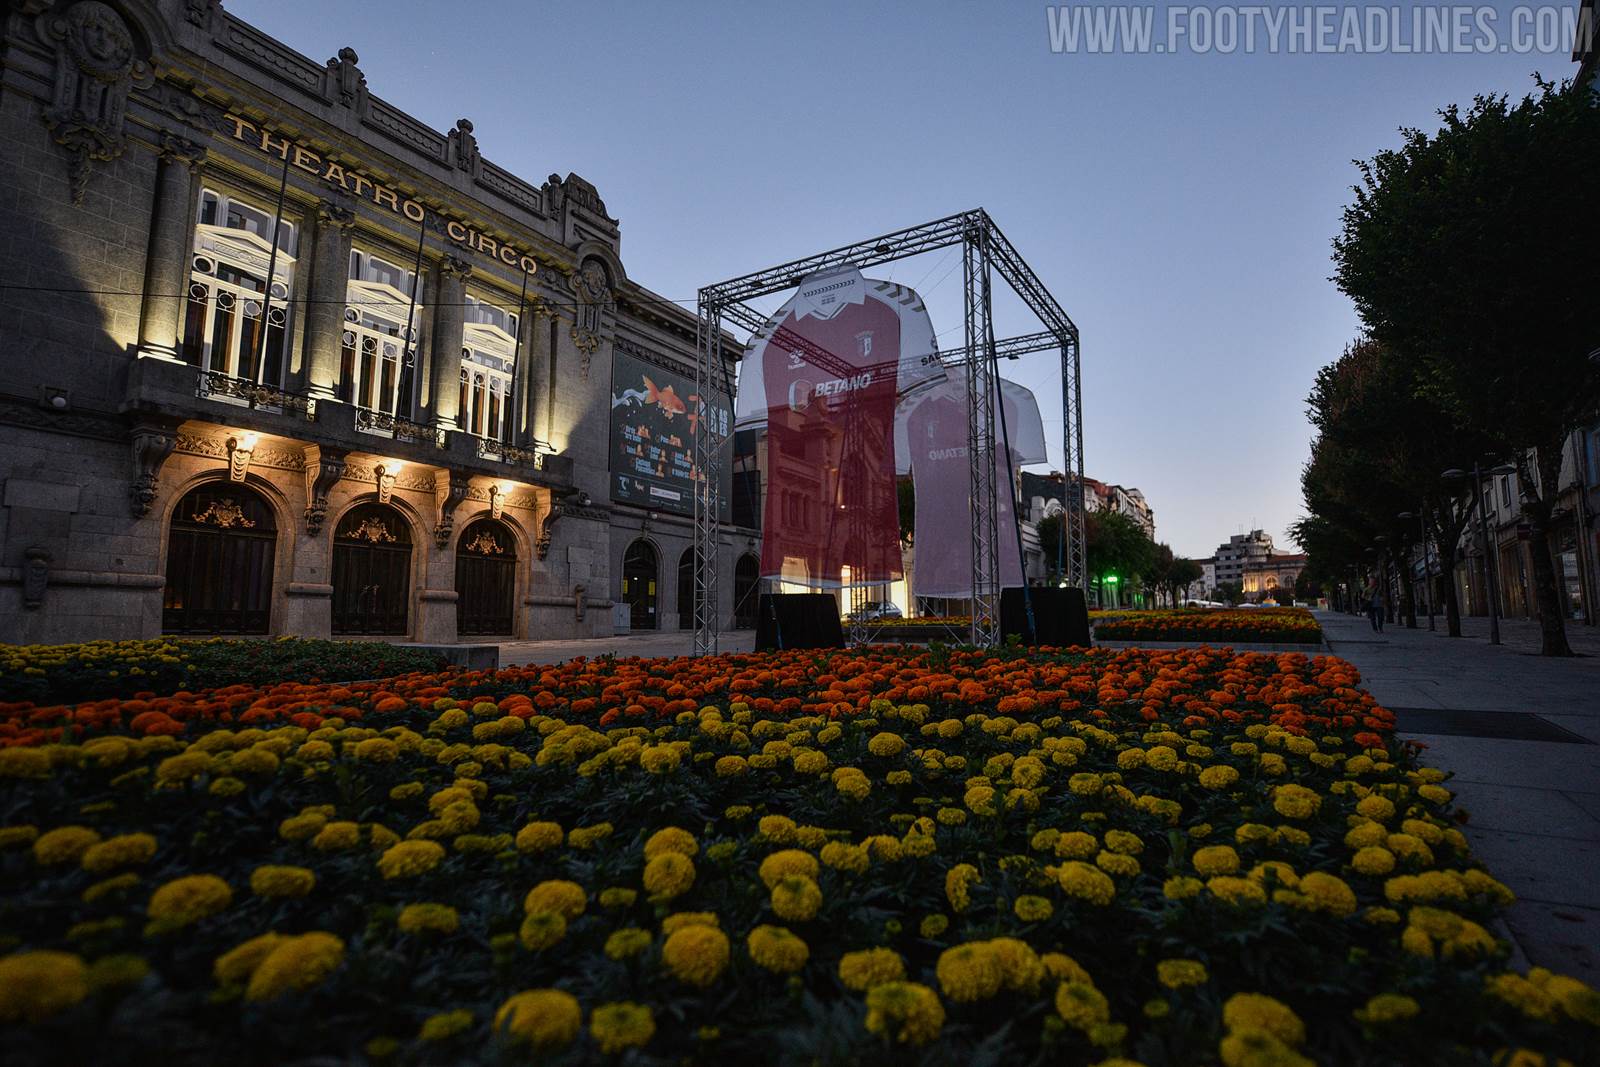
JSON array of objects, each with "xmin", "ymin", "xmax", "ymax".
[{"xmin": 608, "ymin": 350, "xmax": 731, "ymax": 518}]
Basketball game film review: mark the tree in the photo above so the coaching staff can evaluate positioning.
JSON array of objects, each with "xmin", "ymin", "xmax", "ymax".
[
  {"xmin": 1085, "ymin": 510, "xmax": 1155, "ymax": 606},
  {"xmin": 1036, "ymin": 512, "xmax": 1065, "ymax": 584},
  {"xmin": 1216, "ymin": 581, "xmax": 1243, "ymax": 607},
  {"xmin": 1141, "ymin": 542, "xmax": 1175, "ymax": 608},
  {"xmin": 1167, "ymin": 556, "xmax": 1204, "ymax": 606},
  {"xmin": 1332, "ymin": 82, "xmax": 1600, "ymax": 654}
]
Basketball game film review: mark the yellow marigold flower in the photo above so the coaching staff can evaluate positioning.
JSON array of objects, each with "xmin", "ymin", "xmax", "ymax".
[
  {"xmin": 833, "ymin": 768, "xmax": 871, "ymax": 800},
  {"xmin": 604, "ymin": 928, "xmax": 651, "ymax": 960},
  {"xmin": 33, "ymin": 825, "xmax": 101, "ymax": 865},
  {"xmin": 962, "ymin": 785, "xmax": 996, "ymax": 816},
  {"xmin": 244, "ymin": 932, "xmax": 345, "ymax": 1001},
  {"xmin": 839, "ymin": 947, "xmax": 906, "ymax": 991},
  {"xmin": 758, "ymin": 815, "xmax": 797, "ymax": 843},
  {"xmin": 0, "ymin": 825, "xmax": 39, "ymax": 850},
  {"xmin": 377, "ymin": 839, "xmax": 445, "ymax": 879},
  {"xmin": 250, "ymin": 865, "xmax": 315, "ymax": 898},
  {"xmin": 1280, "ymin": 871, "xmax": 1357, "ymax": 917},
  {"xmin": 228, "ymin": 746, "xmax": 279, "ymax": 777},
  {"xmin": 770, "ymin": 874, "xmax": 822, "ymax": 921},
  {"xmin": 1356, "ymin": 794, "xmax": 1397, "ymax": 822},
  {"xmin": 590, "ymin": 1001, "xmax": 655, "ymax": 1054},
  {"xmin": 1486, "ymin": 973, "xmax": 1559, "ymax": 1020},
  {"xmin": 1198, "ymin": 765, "xmax": 1239, "ymax": 790},
  {"xmin": 661, "ymin": 924, "xmax": 729, "ymax": 987},
  {"xmin": 820, "ymin": 841, "xmax": 870, "ymax": 874},
  {"xmin": 1157, "ymin": 958, "xmax": 1209, "ymax": 988},
  {"xmin": 1103, "ymin": 829, "xmax": 1143, "ymax": 855},
  {"xmin": 1040, "ymin": 952, "xmax": 1093, "ymax": 985},
  {"xmin": 1222, "ymin": 993, "xmax": 1305, "ymax": 1045},
  {"xmin": 514, "ymin": 821, "xmax": 563, "ymax": 854},
  {"xmin": 935, "ymin": 942, "xmax": 1003, "ymax": 1002},
  {"xmin": 297, "ymin": 740, "xmax": 335, "ymax": 762},
  {"xmin": 80, "ymin": 833, "xmax": 156, "ymax": 874},
  {"xmin": 1386, "ymin": 832, "xmax": 1434, "ymax": 866},
  {"xmin": 714, "ymin": 755, "xmax": 749, "ymax": 777},
  {"xmin": 1353, "ymin": 993, "xmax": 1420, "ymax": 1024},
  {"xmin": 388, "ymin": 781, "xmax": 425, "ymax": 802},
  {"xmin": 643, "ymin": 826, "xmax": 698, "ymax": 860},
  {"xmin": 214, "ymin": 933, "xmax": 284, "ymax": 985},
  {"xmin": 1192, "ymin": 845, "xmax": 1240, "ymax": 877},
  {"xmin": 746, "ymin": 924, "xmax": 809, "ymax": 973},
  {"xmin": 1056, "ymin": 980, "xmax": 1111, "ymax": 1031},
  {"xmin": 1219, "ymin": 1029, "xmax": 1314, "ymax": 1067},
  {"xmin": 1014, "ymin": 894, "xmax": 1054, "ymax": 922},
  {"xmin": 792, "ymin": 750, "xmax": 829, "ymax": 775},
  {"xmin": 865, "ymin": 981, "xmax": 945, "ymax": 1045},
  {"xmin": 519, "ymin": 911, "xmax": 567, "ymax": 951},
  {"xmin": 312, "ymin": 820, "xmax": 361, "ymax": 852},
  {"xmin": 524, "ymin": 880, "xmax": 586, "ymax": 919},
  {"xmin": 0, "ymin": 748, "xmax": 51, "ymax": 779},
  {"xmin": 418, "ymin": 1008, "xmax": 473, "ymax": 1041},
  {"xmin": 759, "ymin": 849, "xmax": 819, "ymax": 889},
  {"xmin": 1069, "ymin": 772, "xmax": 1104, "ymax": 795},
  {"xmin": 1055, "ymin": 831, "xmax": 1099, "ymax": 860},
  {"xmin": 643, "ymin": 852, "xmax": 696, "ymax": 901},
  {"xmin": 0, "ymin": 950, "xmax": 89, "ymax": 1022},
  {"xmin": 86, "ymin": 954, "xmax": 148, "ymax": 992},
  {"xmin": 1269, "ymin": 784, "xmax": 1321, "ymax": 820},
  {"xmin": 986, "ymin": 937, "xmax": 1044, "ymax": 992},
  {"xmin": 278, "ymin": 812, "xmax": 326, "ymax": 842},
  {"xmin": 147, "ymin": 874, "xmax": 232, "ymax": 928},
  {"xmin": 599, "ymin": 887, "xmax": 638, "ymax": 909},
  {"xmin": 639, "ymin": 744, "xmax": 681, "ymax": 774},
  {"xmin": 945, "ymin": 863, "xmax": 980, "ymax": 912},
  {"xmin": 155, "ymin": 751, "xmax": 213, "ymax": 783},
  {"xmin": 497, "ymin": 988, "xmax": 582, "ymax": 1048},
  {"xmin": 1416, "ymin": 783, "xmax": 1451, "ymax": 806},
  {"xmin": 1351, "ymin": 846, "xmax": 1396, "ymax": 876},
  {"xmin": 1207, "ymin": 876, "xmax": 1267, "ymax": 906},
  {"xmin": 662, "ymin": 912, "xmax": 719, "ymax": 935},
  {"xmin": 567, "ymin": 822, "xmax": 613, "ymax": 849},
  {"xmin": 868, "ymin": 732, "xmax": 906, "ymax": 758},
  {"xmin": 1057, "ymin": 861, "xmax": 1117, "ymax": 905},
  {"xmin": 920, "ymin": 913, "xmax": 950, "ymax": 937},
  {"xmin": 937, "ymin": 806, "xmax": 968, "ymax": 826},
  {"xmin": 1247, "ymin": 861, "xmax": 1299, "ymax": 889},
  {"xmin": 1096, "ymin": 851, "xmax": 1140, "ymax": 878},
  {"xmin": 83, "ymin": 872, "xmax": 139, "ymax": 904},
  {"xmin": 397, "ymin": 902, "xmax": 459, "ymax": 935}
]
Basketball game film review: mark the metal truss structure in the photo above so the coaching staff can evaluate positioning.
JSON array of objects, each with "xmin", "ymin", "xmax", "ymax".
[{"xmin": 693, "ymin": 209, "xmax": 1083, "ymax": 655}]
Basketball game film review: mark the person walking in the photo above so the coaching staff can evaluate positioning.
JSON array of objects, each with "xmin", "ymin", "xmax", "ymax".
[{"xmin": 1366, "ymin": 582, "xmax": 1386, "ymax": 633}]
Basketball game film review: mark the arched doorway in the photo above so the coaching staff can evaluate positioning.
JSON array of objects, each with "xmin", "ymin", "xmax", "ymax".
[
  {"xmin": 163, "ymin": 482, "xmax": 277, "ymax": 634},
  {"xmin": 677, "ymin": 546, "xmax": 702, "ymax": 631},
  {"xmin": 622, "ymin": 539, "xmax": 658, "ymax": 630},
  {"xmin": 456, "ymin": 518, "xmax": 517, "ymax": 636},
  {"xmin": 332, "ymin": 503, "xmax": 412, "ymax": 635},
  {"xmin": 733, "ymin": 553, "xmax": 760, "ymax": 629}
]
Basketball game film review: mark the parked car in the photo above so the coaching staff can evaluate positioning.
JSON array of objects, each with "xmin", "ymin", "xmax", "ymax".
[{"xmin": 847, "ymin": 601, "xmax": 903, "ymax": 621}]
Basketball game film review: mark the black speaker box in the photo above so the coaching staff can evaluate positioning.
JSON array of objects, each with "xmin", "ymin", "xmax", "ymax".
[
  {"xmin": 1000, "ymin": 587, "xmax": 1091, "ymax": 648},
  {"xmin": 755, "ymin": 593, "xmax": 844, "ymax": 651}
]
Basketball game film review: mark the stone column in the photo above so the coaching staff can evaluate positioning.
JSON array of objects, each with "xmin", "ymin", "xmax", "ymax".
[
  {"xmin": 516, "ymin": 303, "xmax": 547, "ymax": 445},
  {"xmin": 427, "ymin": 255, "xmax": 471, "ymax": 429},
  {"xmin": 137, "ymin": 135, "xmax": 206, "ymax": 361},
  {"xmin": 303, "ymin": 200, "xmax": 356, "ymax": 400}
]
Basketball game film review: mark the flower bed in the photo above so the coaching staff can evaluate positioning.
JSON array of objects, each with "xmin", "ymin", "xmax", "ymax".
[
  {"xmin": 1095, "ymin": 609, "xmax": 1323, "ymax": 645},
  {"xmin": 0, "ymin": 638, "xmax": 445, "ymax": 705},
  {"xmin": 0, "ymin": 646, "xmax": 1593, "ymax": 1064}
]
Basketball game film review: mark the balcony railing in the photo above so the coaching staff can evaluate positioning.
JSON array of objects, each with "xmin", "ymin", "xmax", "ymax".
[
  {"xmin": 476, "ymin": 435, "xmax": 546, "ymax": 471},
  {"xmin": 354, "ymin": 407, "xmax": 446, "ymax": 448},
  {"xmin": 197, "ymin": 371, "xmax": 316, "ymax": 420}
]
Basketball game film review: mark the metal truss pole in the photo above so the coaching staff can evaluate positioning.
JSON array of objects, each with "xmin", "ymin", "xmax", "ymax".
[
  {"xmin": 1061, "ymin": 333, "xmax": 1087, "ymax": 590},
  {"xmin": 693, "ymin": 296, "xmax": 725, "ymax": 656},
  {"xmin": 965, "ymin": 222, "xmax": 1001, "ymax": 648}
]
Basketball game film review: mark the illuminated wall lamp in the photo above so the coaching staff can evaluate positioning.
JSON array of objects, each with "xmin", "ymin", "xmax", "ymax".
[{"xmin": 226, "ymin": 432, "xmax": 259, "ymax": 483}]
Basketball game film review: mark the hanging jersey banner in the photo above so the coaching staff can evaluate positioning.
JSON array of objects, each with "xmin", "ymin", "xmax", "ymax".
[
  {"xmin": 736, "ymin": 268, "xmax": 943, "ymax": 587},
  {"xmin": 898, "ymin": 376, "xmax": 1047, "ymax": 598}
]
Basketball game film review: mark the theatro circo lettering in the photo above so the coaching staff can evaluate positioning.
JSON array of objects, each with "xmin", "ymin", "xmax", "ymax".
[{"xmin": 221, "ymin": 114, "xmax": 539, "ymax": 275}]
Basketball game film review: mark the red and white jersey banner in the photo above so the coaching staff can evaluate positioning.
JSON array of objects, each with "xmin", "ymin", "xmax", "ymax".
[
  {"xmin": 897, "ymin": 376, "xmax": 1047, "ymax": 598},
  {"xmin": 736, "ymin": 268, "xmax": 942, "ymax": 587}
]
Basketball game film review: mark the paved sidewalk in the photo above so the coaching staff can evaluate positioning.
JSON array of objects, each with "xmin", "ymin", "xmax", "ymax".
[{"xmin": 1318, "ymin": 609, "xmax": 1600, "ymax": 981}]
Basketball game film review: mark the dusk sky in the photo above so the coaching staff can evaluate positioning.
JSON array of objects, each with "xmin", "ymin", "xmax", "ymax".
[{"xmin": 236, "ymin": 1, "xmax": 1581, "ymax": 560}]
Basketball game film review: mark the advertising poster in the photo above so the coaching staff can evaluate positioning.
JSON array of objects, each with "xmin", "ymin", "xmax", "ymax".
[{"xmin": 609, "ymin": 350, "xmax": 731, "ymax": 520}]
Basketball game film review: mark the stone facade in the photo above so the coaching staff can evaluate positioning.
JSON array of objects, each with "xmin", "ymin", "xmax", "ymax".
[{"xmin": 0, "ymin": 0, "xmax": 753, "ymax": 644}]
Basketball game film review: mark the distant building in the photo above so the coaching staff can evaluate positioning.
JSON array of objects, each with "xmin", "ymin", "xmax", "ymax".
[
  {"xmin": 1241, "ymin": 553, "xmax": 1308, "ymax": 603},
  {"xmin": 1022, "ymin": 471, "xmax": 1156, "ymax": 540},
  {"xmin": 1212, "ymin": 530, "xmax": 1276, "ymax": 586}
]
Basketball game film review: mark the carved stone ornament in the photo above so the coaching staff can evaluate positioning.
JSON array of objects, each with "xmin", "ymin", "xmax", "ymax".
[
  {"xmin": 315, "ymin": 199, "xmax": 357, "ymax": 232},
  {"xmin": 573, "ymin": 583, "xmax": 587, "ymax": 623},
  {"xmin": 38, "ymin": 1, "xmax": 154, "ymax": 204},
  {"xmin": 183, "ymin": 0, "xmax": 218, "ymax": 28},
  {"xmin": 325, "ymin": 46, "xmax": 368, "ymax": 110},
  {"xmin": 22, "ymin": 547, "xmax": 51, "ymax": 611},
  {"xmin": 226, "ymin": 436, "xmax": 254, "ymax": 482},
  {"xmin": 488, "ymin": 484, "xmax": 504, "ymax": 521},
  {"xmin": 158, "ymin": 132, "xmax": 207, "ymax": 170},
  {"xmin": 568, "ymin": 259, "xmax": 610, "ymax": 377},
  {"xmin": 433, "ymin": 473, "xmax": 470, "ymax": 549},
  {"xmin": 536, "ymin": 504, "xmax": 563, "ymax": 560},
  {"xmin": 130, "ymin": 425, "xmax": 177, "ymax": 517},
  {"xmin": 463, "ymin": 530, "xmax": 504, "ymax": 556},
  {"xmin": 448, "ymin": 118, "xmax": 479, "ymax": 174},
  {"xmin": 302, "ymin": 446, "xmax": 346, "ymax": 537},
  {"xmin": 191, "ymin": 499, "xmax": 256, "ymax": 528},
  {"xmin": 374, "ymin": 463, "xmax": 397, "ymax": 505}
]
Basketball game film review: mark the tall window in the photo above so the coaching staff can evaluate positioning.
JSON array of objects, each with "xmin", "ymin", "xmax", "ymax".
[
  {"xmin": 182, "ymin": 189, "xmax": 297, "ymax": 386},
  {"xmin": 460, "ymin": 293, "xmax": 518, "ymax": 441},
  {"xmin": 342, "ymin": 249, "xmax": 421, "ymax": 420}
]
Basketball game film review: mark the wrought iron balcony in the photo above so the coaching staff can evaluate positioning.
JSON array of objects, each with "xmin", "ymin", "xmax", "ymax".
[
  {"xmin": 196, "ymin": 370, "xmax": 316, "ymax": 420},
  {"xmin": 354, "ymin": 406, "xmax": 446, "ymax": 449}
]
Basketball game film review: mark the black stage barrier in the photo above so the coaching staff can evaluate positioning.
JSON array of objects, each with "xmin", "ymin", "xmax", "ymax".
[
  {"xmin": 1000, "ymin": 587, "xmax": 1091, "ymax": 648},
  {"xmin": 755, "ymin": 593, "xmax": 844, "ymax": 651}
]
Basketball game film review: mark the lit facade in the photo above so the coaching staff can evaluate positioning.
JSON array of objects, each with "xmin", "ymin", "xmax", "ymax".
[{"xmin": 0, "ymin": 0, "xmax": 754, "ymax": 644}]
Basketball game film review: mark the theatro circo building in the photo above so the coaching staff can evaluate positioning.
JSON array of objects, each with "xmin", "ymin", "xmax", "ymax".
[{"xmin": 0, "ymin": 0, "xmax": 757, "ymax": 644}]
